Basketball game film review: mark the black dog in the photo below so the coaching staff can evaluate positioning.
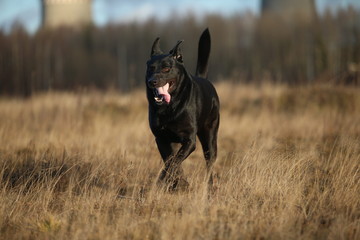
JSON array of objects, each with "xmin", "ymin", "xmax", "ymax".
[{"xmin": 146, "ymin": 29, "xmax": 220, "ymax": 190}]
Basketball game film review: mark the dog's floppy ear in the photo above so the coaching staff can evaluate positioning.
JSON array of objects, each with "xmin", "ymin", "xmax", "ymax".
[
  {"xmin": 151, "ymin": 37, "xmax": 163, "ymax": 56},
  {"xmin": 169, "ymin": 40, "xmax": 184, "ymax": 62}
]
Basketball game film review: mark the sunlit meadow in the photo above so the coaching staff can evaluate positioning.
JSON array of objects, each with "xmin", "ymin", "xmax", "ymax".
[{"xmin": 0, "ymin": 82, "xmax": 359, "ymax": 239}]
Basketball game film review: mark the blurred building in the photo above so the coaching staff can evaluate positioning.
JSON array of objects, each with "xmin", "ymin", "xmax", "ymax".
[
  {"xmin": 41, "ymin": 0, "xmax": 92, "ymax": 28},
  {"xmin": 261, "ymin": 0, "xmax": 316, "ymax": 24}
]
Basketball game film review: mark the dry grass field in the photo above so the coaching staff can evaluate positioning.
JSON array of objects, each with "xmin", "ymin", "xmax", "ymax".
[{"xmin": 0, "ymin": 82, "xmax": 359, "ymax": 239}]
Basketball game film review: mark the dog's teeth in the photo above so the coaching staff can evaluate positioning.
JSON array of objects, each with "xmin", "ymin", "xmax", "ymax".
[{"xmin": 154, "ymin": 96, "xmax": 163, "ymax": 102}]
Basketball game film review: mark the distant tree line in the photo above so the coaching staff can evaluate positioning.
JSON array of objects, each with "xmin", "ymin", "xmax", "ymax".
[{"xmin": 0, "ymin": 7, "xmax": 359, "ymax": 96}]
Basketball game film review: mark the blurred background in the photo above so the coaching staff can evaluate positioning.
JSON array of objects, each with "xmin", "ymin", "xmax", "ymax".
[{"xmin": 0, "ymin": 0, "xmax": 359, "ymax": 96}]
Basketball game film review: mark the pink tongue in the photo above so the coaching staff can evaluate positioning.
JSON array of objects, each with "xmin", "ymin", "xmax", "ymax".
[{"xmin": 156, "ymin": 83, "xmax": 171, "ymax": 103}]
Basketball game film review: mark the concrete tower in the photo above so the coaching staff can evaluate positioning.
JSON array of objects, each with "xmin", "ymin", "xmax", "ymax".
[
  {"xmin": 261, "ymin": 0, "xmax": 316, "ymax": 23},
  {"xmin": 41, "ymin": 0, "xmax": 92, "ymax": 28}
]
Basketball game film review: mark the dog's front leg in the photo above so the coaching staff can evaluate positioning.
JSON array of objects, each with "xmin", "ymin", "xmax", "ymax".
[
  {"xmin": 167, "ymin": 137, "xmax": 196, "ymax": 189},
  {"xmin": 171, "ymin": 137, "xmax": 196, "ymax": 167},
  {"xmin": 156, "ymin": 138, "xmax": 177, "ymax": 183},
  {"xmin": 158, "ymin": 136, "xmax": 196, "ymax": 190}
]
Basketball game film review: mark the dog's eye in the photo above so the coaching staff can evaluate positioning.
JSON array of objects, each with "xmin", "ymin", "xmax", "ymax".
[{"xmin": 161, "ymin": 67, "xmax": 171, "ymax": 73}]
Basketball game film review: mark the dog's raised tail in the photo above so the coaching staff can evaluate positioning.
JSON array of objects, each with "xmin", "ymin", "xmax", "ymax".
[{"xmin": 196, "ymin": 28, "xmax": 211, "ymax": 79}]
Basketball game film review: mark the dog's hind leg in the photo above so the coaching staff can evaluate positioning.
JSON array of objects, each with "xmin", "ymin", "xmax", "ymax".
[{"xmin": 198, "ymin": 117, "xmax": 219, "ymax": 188}]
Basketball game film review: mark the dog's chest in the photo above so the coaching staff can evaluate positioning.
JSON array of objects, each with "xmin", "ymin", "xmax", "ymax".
[{"xmin": 150, "ymin": 114, "xmax": 193, "ymax": 142}]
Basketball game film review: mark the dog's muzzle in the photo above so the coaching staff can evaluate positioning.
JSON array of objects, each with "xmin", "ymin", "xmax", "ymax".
[
  {"xmin": 153, "ymin": 83, "xmax": 171, "ymax": 104},
  {"xmin": 148, "ymin": 77, "xmax": 171, "ymax": 105}
]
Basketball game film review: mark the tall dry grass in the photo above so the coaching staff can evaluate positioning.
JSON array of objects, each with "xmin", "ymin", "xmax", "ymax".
[{"xmin": 0, "ymin": 82, "xmax": 359, "ymax": 239}]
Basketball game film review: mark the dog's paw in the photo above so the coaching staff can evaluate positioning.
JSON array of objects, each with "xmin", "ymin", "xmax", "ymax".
[
  {"xmin": 171, "ymin": 177, "xmax": 189, "ymax": 192},
  {"xmin": 156, "ymin": 176, "xmax": 189, "ymax": 193},
  {"xmin": 207, "ymin": 172, "xmax": 220, "ymax": 198}
]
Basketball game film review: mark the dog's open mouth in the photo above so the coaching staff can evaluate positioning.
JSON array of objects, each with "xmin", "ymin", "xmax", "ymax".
[{"xmin": 154, "ymin": 83, "xmax": 171, "ymax": 104}]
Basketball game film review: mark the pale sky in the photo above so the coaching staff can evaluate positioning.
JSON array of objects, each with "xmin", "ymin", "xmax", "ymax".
[{"xmin": 0, "ymin": 0, "xmax": 359, "ymax": 33}]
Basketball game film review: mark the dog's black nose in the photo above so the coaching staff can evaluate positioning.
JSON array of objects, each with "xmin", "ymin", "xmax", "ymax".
[{"xmin": 148, "ymin": 79, "xmax": 158, "ymax": 87}]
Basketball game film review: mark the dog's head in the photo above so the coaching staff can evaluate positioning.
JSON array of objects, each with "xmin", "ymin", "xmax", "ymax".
[{"xmin": 146, "ymin": 38, "xmax": 184, "ymax": 105}]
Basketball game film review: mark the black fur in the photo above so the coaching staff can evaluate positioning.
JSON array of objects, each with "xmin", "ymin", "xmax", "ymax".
[
  {"xmin": 145, "ymin": 29, "xmax": 220, "ymax": 190},
  {"xmin": 196, "ymin": 29, "xmax": 211, "ymax": 78}
]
